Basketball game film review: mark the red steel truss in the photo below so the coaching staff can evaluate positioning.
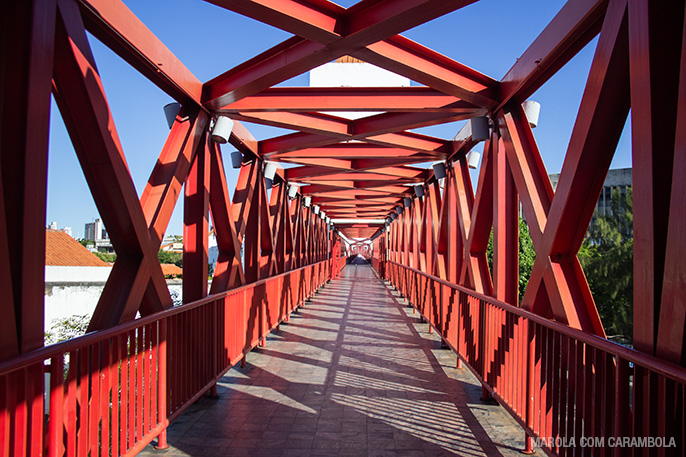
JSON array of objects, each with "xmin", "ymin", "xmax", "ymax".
[{"xmin": 1, "ymin": 0, "xmax": 686, "ymax": 455}]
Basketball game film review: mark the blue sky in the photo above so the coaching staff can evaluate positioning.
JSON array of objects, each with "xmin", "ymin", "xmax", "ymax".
[{"xmin": 46, "ymin": 0, "xmax": 632, "ymax": 238}]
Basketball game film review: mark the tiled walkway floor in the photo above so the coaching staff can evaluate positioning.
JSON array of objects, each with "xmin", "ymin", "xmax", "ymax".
[{"xmin": 140, "ymin": 264, "xmax": 524, "ymax": 457}]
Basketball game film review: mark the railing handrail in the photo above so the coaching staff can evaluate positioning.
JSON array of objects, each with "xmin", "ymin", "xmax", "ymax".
[
  {"xmin": 0, "ymin": 259, "xmax": 331, "ymax": 377},
  {"xmin": 386, "ymin": 260, "xmax": 686, "ymax": 384}
]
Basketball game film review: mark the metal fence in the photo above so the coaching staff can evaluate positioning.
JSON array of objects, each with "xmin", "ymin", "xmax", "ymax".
[
  {"xmin": 0, "ymin": 259, "xmax": 342, "ymax": 456},
  {"xmin": 380, "ymin": 260, "xmax": 686, "ymax": 456}
]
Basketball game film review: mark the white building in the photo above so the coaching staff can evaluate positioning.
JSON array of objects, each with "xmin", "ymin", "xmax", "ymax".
[{"xmin": 44, "ymin": 229, "xmax": 112, "ymax": 333}]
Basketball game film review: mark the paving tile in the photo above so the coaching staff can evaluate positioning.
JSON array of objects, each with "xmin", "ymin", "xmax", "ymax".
[{"xmin": 137, "ymin": 265, "xmax": 525, "ymax": 457}]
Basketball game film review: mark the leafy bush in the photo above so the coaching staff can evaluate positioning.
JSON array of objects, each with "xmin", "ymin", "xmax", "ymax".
[{"xmin": 45, "ymin": 314, "xmax": 90, "ymax": 345}]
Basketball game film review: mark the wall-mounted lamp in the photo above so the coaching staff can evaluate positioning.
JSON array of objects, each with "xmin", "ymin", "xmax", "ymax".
[
  {"xmin": 264, "ymin": 162, "xmax": 278, "ymax": 181},
  {"xmin": 326, "ymin": 217, "xmax": 330, "ymax": 225},
  {"xmin": 390, "ymin": 213, "xmax": 397, "ymax": 220},
  {"xmin": 522, "ymin": 100, "xmax": 541, "ymax": 128},
  {"xmin": 163, "ymin": 103, "xmax": 181, "ymax": 129},
  {"xmin": 320, "ymin": 211, "xmax": 326, "ymax": 220},
  {"xmin": 396, "ymin": 206, "xmax": 403, "ymax": 215},
  {"xmin": 288, "ymin": 184, "xmax": 298, "ymax": 199},
  {"xmin": 467, "ymin": 151, "xmax": 481, "ymax": 169},
  {"xmin": 414, "ymin": 185, "xmax": 425, "ymax": 198},
  {"xmin": 385, "ymin": 217, "xmax": 391, "ymax": 225},
  {"xmin": 470, "ymin": 116, "xmax": 490, "ymax": 142},
  {"xmin": 313, "ymin": 205, "xmax": 320, "ymax": 215},
  {"xmin": 403, "ymin": 197, "xmax": 412, "ymax": 208},
  {"xmin": 230, "ymin": 151, "xmax": 243, "ymax": 169},
  {"xmin": 211, "ymin": 116, "xmax": 234, "ymax": 144},
  {"xmin": 432, "ymin": 161, "xmax": 447, "ymax": 180},
  {"xmin": 304, "ymin": 196, "xmax": 312, "ymax": 207}
]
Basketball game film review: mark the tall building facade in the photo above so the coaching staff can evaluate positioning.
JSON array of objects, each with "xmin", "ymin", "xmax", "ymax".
[{"xmin": 84, "ymin": 218, "xmax": 107, "ymax": 241}]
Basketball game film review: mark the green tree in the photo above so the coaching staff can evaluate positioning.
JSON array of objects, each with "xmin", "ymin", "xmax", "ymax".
[
  {"xmin": 486, "ymin": 218, "xmax": 536, "ymax": 303},
  {"xmin": 158, "ymin": 250, "xmax": 183, "ymax": 267},
  {"xmin": 578, "ymin": 187, "xmax": 633, "ymax": 341},
  {"xmin": 94, "ymin": 251, "xmax": 117, "ymax": 263},
  {"xmin": 79, "ymin": 238, "xmax": 94, "ymax": 248}
]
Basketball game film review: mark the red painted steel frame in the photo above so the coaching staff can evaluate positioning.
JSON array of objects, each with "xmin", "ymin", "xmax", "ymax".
[{"xmin": 1, "ymin": 0, "xmax": 686, "ymax": 455}]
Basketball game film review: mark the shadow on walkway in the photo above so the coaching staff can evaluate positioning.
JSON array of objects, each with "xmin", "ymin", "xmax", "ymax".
[{"xmin": 139, "ymin": 265, "xmax": 524, "ymax": 457}]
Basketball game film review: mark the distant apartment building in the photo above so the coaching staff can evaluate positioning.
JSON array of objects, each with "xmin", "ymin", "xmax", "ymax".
[
  {"xmin": 548, "ymin": 167, "xmax": 632, "ymax": 217},
  {"xmin": 84, "ymin": 218, "xmax": 107, "ymax": 241},
  {"xmin": 47, "ymin": 222, "xmax": 73, "ymax": 238}
]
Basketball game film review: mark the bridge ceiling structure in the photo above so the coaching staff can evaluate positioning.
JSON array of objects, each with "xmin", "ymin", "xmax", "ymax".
[{"xmin": 2, "ymin": 0, "xmax": 686, "ymax": 382}]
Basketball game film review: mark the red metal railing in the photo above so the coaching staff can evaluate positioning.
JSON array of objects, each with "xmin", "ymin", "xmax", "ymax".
[
  {"xmin": 0, "ymin": 259, "xmax": 341, "ymax": 456},
  {"xmin": 380, "ymin": 260, "xmax": 686, "ymax": 456}
]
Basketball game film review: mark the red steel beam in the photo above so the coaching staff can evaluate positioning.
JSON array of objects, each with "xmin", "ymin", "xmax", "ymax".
[
  {"xmin": 54, "ymin": 0, "xmax": 172, "ymax": 330},
  {"xmin": 657, "ymin": 1, "xmax": 686, "ymax": 364},
  {"xmin": 202, "ymin": 1, "xmax": 484, "ymax": 109},
  {"xmin": 141, "ymin": 107, "xmax": 209, "ymax": 247},
  {"xmin": 183, "ymin": 137, "xmax": 211, "ymax": 303},
  {"xmin": 78, "ymin": 0, "xmax": 203, "ymax": 105},
  {"xmin": 266, "ymin": 144, "xmax": 440, "ymax": 160},
  {"xmin": 257, "ymin": 111, "xmax": 463, "ymax": 156},
  {"xmin": 629, "ymin": 0, "xmax": 684, "ymax": 356},
  {"xmin": 209, "ymin": 144, "xmax": 246, "ymax": 293},
  {"xmin": 218, "ymin": 86, "xmax": 468, "ymax": 112},
  {"xmin": 286, "ymin": 164, "xmax": 427, "ymax": 180},
  {"xmin": 354, "ymin": 35, "xmax": 499, "ymax": 109},
  {"xmin": 498, "ymin": 0, "xmax": 608, "ymax": 109},
  {"xmin": 203, "ymin": 0, "xmax": 344, "ymax": 44},
  {"xmin": 0, "ymin": 0, "xmax": 56, "ymax": 358}
]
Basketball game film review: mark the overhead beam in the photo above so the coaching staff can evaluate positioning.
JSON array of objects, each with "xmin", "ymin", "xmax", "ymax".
[
  {"xmin": 218, "ymin": 86, "xmax": 468, "ymax": 112},
  {"xmin": 202, "ymin": 1, "xmax": 487, "ymax": 110},
  {"xmin": 498, "ymin": 0, "xmax": 608, "ymax": 109},
  {"xmin": 78, "ymin": 0, "xmax": 203, "ymax": 104}
]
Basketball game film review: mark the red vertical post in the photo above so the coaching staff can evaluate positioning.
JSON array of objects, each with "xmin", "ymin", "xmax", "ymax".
[
  {"xmin": 493, "ymin": 136, "xmax": 519, "ymax": 306},
  {"xmin": 629, "ymin": 0, "xmax": 685, "ymax": 356},
  {"xmin": 183, "ymin": 136, "xmax": 210, "ymax": 303},
  {"xmin": 0, "ymin": 0, "xmax": 56, "ymax": 358},
  {"xmin": 157, "ymin": 319, "xmax": 169, "ymax": 449},
  {"xmin": 524, "ymin": 320, "xmax": 536, "ymax": 454}
]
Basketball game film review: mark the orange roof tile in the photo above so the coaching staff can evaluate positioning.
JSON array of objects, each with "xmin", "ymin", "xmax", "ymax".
[
  {"xmin": 45, "ymin": 230, "xmax": 108, "ymax": 267},
  {"xmin": 161, "ymin": 264, "xmax": 182, "ymax": 276}
]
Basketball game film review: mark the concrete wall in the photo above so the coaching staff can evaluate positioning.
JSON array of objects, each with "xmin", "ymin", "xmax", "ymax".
[{"xmin": 44, "ymin": 266, "xmax": 184, "ymax": 334}]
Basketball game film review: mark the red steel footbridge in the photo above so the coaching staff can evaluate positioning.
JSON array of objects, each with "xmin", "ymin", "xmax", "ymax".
[{"xmin": 1, "ymin": 0, "xmax": 685, "ymax": 455}]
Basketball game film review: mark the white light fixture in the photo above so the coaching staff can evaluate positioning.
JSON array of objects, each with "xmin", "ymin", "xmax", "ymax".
[
  {"xmin": 432, "ymin": 161, "xmax": 447, "ymax": 180},
  {"xmin": 211, "ymin": 116, "xmax": 234, "ymax": 144},
  {"xmin": 288, "ymin": 184, "xmax": 298, "ymax": 199},
  {"xmin": 313, "ymin": 205, "xmax": 320, "ymax": 215},
  {"xmin": 320, "ymin": 211, "xmax": 326, "ymax": 220},
  {"xmin": 403, "ymin": 197, "xmax": 412, "ymax": 208},
  {"xmin": 414, "ymin": 185, "xmax": 425, "ymax": 198},
  {"xmin": 522, "ymin": 100, "xmax": 541, "ymax": 128},
  {"xmin": 264, "ymin": 162, "xmax": 278, "ymax": 181},
  {"xmin": 163, "ymin": 102, "xmax": 181, "ymax": 129},
  {"xmin": 304, "ymin": 196, "xmax": 312, "ymax": 207},
  {"xmin": 470, "ymin": 116, "xmax": 490, "ymax": 142},
  {"xmin": 467, "ymin": 151, "xmax": 481, "ymax": 169},
  {"xmin": 326, "ymin": 217, "xmax": 330, "ymax": 224},
  {"xmin": 230, "ymin": 150, "xmax": 243, "ymax": 169}
]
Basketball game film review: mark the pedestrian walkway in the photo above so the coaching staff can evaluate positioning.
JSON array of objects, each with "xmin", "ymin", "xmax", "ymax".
[{"xmin": 140, "ymin": 264, "xmax": 524, "ymax": 457}]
